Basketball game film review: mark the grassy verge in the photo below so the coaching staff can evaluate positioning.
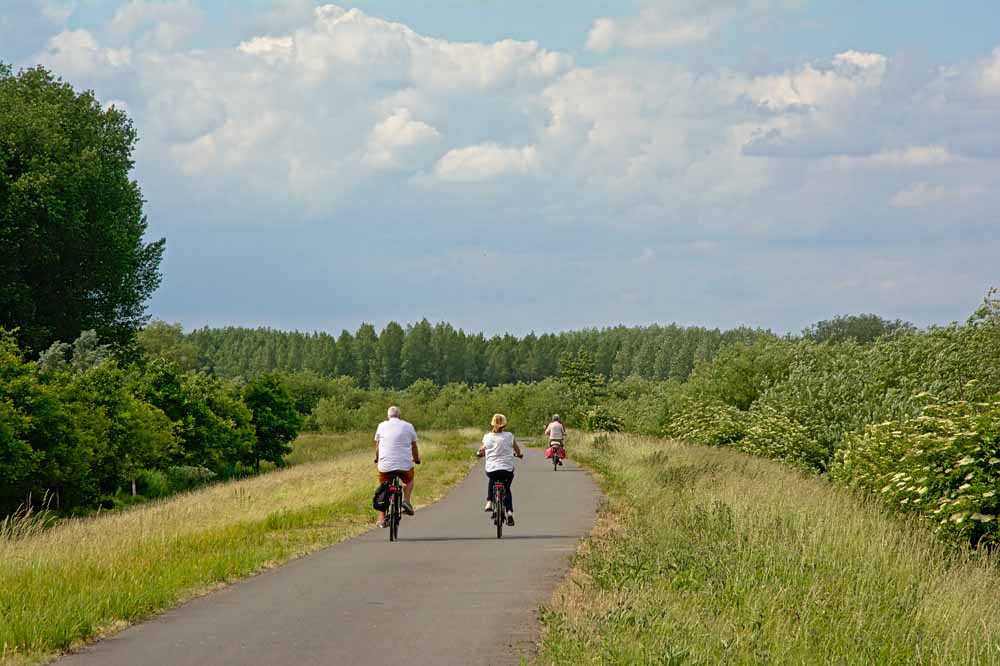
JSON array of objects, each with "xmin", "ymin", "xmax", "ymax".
[
  {"xmin": 534, "ymin": 433, "xmax": 1000, "ymax": 665},
  {"xmin": 0, "ymin": 430, "xmax": 476, "ymax": 666}
]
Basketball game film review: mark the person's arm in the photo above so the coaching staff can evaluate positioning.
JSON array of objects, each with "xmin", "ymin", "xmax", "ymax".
[
  {"xmin": 411, "ymin": 440, "xmax": 421, "ymax": 464},
  {"xmin": 544, "ymin": 424, "xmax": 551, "ymax": 437},
  {"xmin": 374, "ymin": 438, "xmax": 379, "ymax": 464},
  {"xmin": 513, "ymin": 439, "xmax": 523, "ymax": 458}
]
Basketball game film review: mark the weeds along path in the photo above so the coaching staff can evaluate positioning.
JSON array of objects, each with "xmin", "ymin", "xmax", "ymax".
[
  {"xmin": 49, "ymin": 445, "xmax": 599, "ymax": 666},
  {"xmin": 0, "ymin": 431, "xmax": 475, "ymax": 666},
  {"xmin": 535, "ymin": 433, "xmax": 1000, "ymax": 666}
]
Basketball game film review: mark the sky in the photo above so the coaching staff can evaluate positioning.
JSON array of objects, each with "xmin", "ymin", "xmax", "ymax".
[{"xmin": 5, "ymin": 0, "xmax": 1000, "ymax": 336}]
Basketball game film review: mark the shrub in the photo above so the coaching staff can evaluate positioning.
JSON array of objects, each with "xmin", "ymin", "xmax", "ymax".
[
  {"xmin": 665, "ymin": 400, "xmax": 747, "ymax": 447},
  {"xmin": 740, "ymin": 405, "xmax": 828, "ymax": 471},
  {"xmin": 165, "ymin": 466, "xmax": 216, "ymax": 492},
  {"xmin": 584, "ymin": 407, "xmax": 624, "ymax": 432},
  {"xmin": 831, "ymin": 397, "xmax": 1000, "ymax": 546},
  {"xmin": 135, "ymin": 468, "xmax": 171, "ymax": 498}
]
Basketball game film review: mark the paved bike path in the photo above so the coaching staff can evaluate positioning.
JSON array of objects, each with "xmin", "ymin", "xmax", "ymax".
[{"xmin": 59, "ymin": 448, "xmax": 599, "ymax": 666}]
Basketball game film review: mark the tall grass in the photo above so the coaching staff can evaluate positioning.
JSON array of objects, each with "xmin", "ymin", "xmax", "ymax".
[
  {"xmin": 535, "ymin": 433, "xmax": 1000, "ymax": 665},
  {"xmin": 0, "ymin": 431, "xmax": 475, "ymax": 666}
]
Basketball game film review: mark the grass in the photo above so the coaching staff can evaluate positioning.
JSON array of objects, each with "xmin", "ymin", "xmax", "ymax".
[
  {"xmin": 0, "ymin": 430, "xmax": 477, "ymax": 666},
  {"xmin": 534, "ymin": 433, "xmax": 1000, "ymax": 666}
]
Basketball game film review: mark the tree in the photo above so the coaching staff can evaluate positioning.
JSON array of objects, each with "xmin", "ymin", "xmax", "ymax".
[
  {"xmin": 803, "ymin": 314, "xmax": 915, "ymax": 345},
  {"xmin": 0, "ymin": 65, "xmax": 164, "ymax": 354},
  {"xmin": 137, "ymin": 321, "xmax": 199, "ymax": 371},
  {"xmin": 376, "ymin": 322, "xmax": 405, "ymax": 389},
  {"xmin": 243, "ymin": 374, "xmax": 301, "ymax": 472},
  {"xmin": 353, "ymin": 323, "xmax": 379, "ymax": 388},
  {"xmin": 401, "ymin": 320, "xmax": 434, "ymax": 386}
]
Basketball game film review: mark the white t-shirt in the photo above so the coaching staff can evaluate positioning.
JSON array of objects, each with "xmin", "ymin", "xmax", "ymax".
[
  {"xmin": 545, "ymin": 421, "xmax": 565, "ymax": 440},
  {"xmin": 375, "ymin": 418, "xmax": 417, "ymax": 472},
  {"xmin": 481, "ymin": 431, "xmax": 516, "ymax": 473}
]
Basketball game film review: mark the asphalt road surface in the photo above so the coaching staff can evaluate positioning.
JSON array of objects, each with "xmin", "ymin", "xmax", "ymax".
[{"xmin": 58, "ymin": 447, "xmax": 599, "ymax": 666}]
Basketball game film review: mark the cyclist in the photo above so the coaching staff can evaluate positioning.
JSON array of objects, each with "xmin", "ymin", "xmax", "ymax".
[
  {"xmin": 544, "ymin": 414, "xmax": 566, "ymax": 466},
  {"xmin": 374, "ymin": 405, "xmax": 420, "ymax": 528},
  {"xmin": 477, "ymin": 413, "xmax": 523, "ymax": 526}
]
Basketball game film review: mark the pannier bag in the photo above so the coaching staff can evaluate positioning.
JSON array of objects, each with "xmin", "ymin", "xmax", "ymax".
[{"xmin": 372, "ymin": 481, "xmax": 391, "ymax": 510}]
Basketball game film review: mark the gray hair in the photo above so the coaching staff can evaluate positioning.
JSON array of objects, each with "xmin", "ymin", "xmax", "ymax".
[{"xmin": 387, "ymin": 406, "xmax": 401, "ymax": 419}]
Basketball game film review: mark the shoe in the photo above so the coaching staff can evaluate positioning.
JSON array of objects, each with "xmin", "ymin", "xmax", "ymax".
[
  {"xmin": 557, "ymin": 459, "xmax": 563, "ymax": 466},
  {"xmin": 376, "ymin": 520, "xmax": 387, "ymax": 528},
  {"xmin": 506, "ymin": 514, "xmax": 515, "ymax": 526},
  {"xmin": 402, "ymin": 501, "xmax": 415, "ymax": 516},
  {"xmin": 484, "ymin": 501, "xmax": 493, "ymax": 512}
]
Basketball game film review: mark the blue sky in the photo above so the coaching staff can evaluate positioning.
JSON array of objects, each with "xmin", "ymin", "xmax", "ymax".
[{"xmin": 5, "ymin": 1, "xmax": 1000, "ymax": 335}]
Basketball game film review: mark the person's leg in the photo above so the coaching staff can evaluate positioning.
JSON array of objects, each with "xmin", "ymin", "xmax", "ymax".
[
  {"xmin": 376, "ymin": 472, "xmax": 388, "ymax": 526},
  {"xmin": 401, "ymin": 469, "xmax": 415, "ymax": 514},
  {"xmin": 502, "ymin": 470, "xmax": 514, "ymax": 512}
]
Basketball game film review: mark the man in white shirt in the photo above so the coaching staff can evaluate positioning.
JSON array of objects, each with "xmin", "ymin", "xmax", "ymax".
[{"xmin": 374, "ymin": 406, "xmax": 420, "ymax": 528}]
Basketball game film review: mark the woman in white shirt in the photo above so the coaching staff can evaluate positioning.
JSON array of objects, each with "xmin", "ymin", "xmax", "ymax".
[{"xmin": 476, "ymin": 413, "xmax": 523, "ymax": 526}]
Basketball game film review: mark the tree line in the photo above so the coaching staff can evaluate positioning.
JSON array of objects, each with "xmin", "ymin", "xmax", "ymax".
[{"xmin": 179, "ymin": 320, "xmax": 777, "ymax": 387}]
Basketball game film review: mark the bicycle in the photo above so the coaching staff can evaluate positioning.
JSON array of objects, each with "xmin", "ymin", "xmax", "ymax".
[
  {"xmin": 491, "ymin": 479, "xmax": 506, "ymax": 539},
  {"xmin": 488, "ymin": 453, "xmax": 522, "ymax": 539},
  {"xmin": 385, "ymin": 472, "xmax": 403, "ymax": 542},
  {"xmin": 549, "ymin": 441, "xmax": 564, "ymax": 471}
]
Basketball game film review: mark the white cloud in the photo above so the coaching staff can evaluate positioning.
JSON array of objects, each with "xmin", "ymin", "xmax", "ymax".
[
  {"xmin": 980, "ymin": 46, "xmax": 1000, "ymax": 95},
  {"xmin": 742, "ymin": 50, "xmax": 886, "ymax": 112},
  {"xmin": 108, "ymin": 0, "xmax": 204, "ymax": 49},
  {"xmin": 32, "ymin": 4, "xmax": 1000, "ymax": 249},
  {"xmin": 586, "ymin": 1, "xmax": 803, "ymax": 52},
  {"xmin": 363, "ymin": 109, "xmax": 440, "ymax": 169},
  {"xmin": 889, "ymin": 182, "xmax": 984, "ymax": 209},
  {"xmin": 832, "ymin": 145, "xmax": 957, "ymax": 170},
  {"xmin": 36, "ymin": 29, "xmax": 131, "ymax": 77},
  {"xmin": 586, "ymin": 13, "xmax": 711, "ymax": 52},
  {"xmin": 432, "ymin": 144, "xmax": 539, "ymax": 182}
]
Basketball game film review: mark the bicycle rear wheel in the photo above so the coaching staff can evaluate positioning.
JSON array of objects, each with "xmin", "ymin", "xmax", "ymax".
[
  {"xmin": 389, "ymin": 488, "xmax": 400, "ymax": 541},
  {"xmin": 494, "ymin": 486, "xmax": 504, "ymax": 539},
  {"xmin": 553, "ymin": 451, "xmax": 559, "ymax": 471}
]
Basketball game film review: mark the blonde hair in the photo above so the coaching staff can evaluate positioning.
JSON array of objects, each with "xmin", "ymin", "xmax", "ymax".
[{"xmin": 490, "ymin": 413, "xmax": 507, "ymax": 433}]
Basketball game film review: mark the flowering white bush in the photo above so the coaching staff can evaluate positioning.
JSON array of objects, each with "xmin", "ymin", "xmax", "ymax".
[{"xmin": 831, "ymin": 397, "xmax": 1000, "ymax": 545}]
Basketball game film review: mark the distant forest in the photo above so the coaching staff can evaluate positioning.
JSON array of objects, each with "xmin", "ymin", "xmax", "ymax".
[
  {"xmin": 176, "ymin": 314, "xmax": 908, "ymax": 388},
  {"xmin": 179, "ymin": 321, "xmax": 765, "ymax": 387}
]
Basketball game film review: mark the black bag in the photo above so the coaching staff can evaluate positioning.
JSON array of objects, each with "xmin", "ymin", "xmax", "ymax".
[{"xmin": 372, "ymin": 481, "xmax": 391, "ymax": 511}]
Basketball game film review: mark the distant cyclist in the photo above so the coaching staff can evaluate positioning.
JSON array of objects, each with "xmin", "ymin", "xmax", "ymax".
[
  {"xmin": 374, "ymin": 406, "xmax": 420, "ymax": 528},
  {"xmin": 477, "ymin": 414, "xmax": 523, "ymax": 526},
  {"xmin": 545, "ymin": 414, "xmax": 566, "ymax": 466}
]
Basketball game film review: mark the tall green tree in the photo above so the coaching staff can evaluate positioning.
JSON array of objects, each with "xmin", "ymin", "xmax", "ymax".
[
  {"xmin": 0, "ymin": 65, "xmax": 164, "ymax": 354},
  {"xmin": 243, "ymin": 374, "xmax": 301, "ymax": 472},
  {"xmin": 353, "ymin": 323, "xmax": 379, "ymax": 388},
  {"xmin": 401, "ymin": 320, "xmax": 435, "ymax": 386},
  {"xmin": 377, "ymin": 322, "xmax": 405, "ymax": 389}
]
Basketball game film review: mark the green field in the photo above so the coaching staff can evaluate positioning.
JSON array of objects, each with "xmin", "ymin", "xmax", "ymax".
[
  {"xmin": 0, "ymin": 431, "xmax": 476, "ymax": 666},
  {"xmin": 534, "ymin": 433, "xmax": 1000, "ymax": 666}
]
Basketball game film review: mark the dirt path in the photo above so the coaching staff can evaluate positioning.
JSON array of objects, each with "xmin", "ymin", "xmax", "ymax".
[{"xmin": 58, "ymin": 447, "xmax": 598, "ymax": 666}]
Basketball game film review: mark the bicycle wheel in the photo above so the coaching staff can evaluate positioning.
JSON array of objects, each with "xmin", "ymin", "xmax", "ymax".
[
  {"xmin": 494, "ymin": 485, "xmax": 504, "ymax": 539},
  {"xmin": 392, "ymin": 487, "xmax": 402, "ymax": 541},
  {"xmin": 388, "ymin": 485, "xmax": 398, "ymax": 542},
  {"xmin": 553, "ymin": 450, "xmax": 559, "ymax": 471}
]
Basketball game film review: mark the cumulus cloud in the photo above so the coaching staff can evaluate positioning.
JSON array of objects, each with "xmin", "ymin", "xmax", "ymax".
[
  {"xmin": 363, "ymin": 109, "xmax": 440, "ymax": 169},
  {"xmin": 35, "ymin": 29, "xmax": 131, "ymax": 78},
  {"xmin": 587, "ymin": 0, "xmax": 803, "ymax": 52},
  {"xmin": 19, "ymin": 2, "xmax": 1000, "ymax": 331},
  {"xmin": 107, "ymin": 0, "xmax": 204, "ymax": 49},
  {"xmin": 432, "ymin": 143, "xmax": 538, "ymax": 182}
]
